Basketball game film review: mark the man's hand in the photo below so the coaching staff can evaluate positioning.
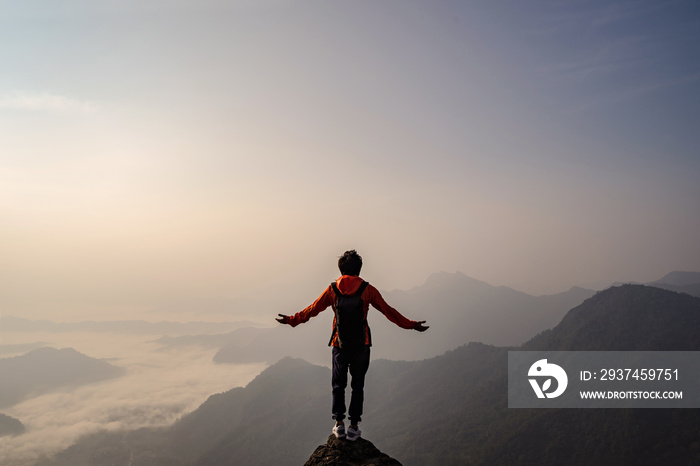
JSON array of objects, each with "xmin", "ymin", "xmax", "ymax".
[
  {"xmin": 276, "ymin": 314, "xmax": 290, "ymax": 325},
  {"xmin": 413, "ymin": 320, "xmax": 429, "ymax": 332}
]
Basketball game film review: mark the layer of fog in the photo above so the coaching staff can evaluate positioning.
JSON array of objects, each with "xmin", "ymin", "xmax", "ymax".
[{"xmin": 0, "ymin": 331, "xmax": 267, "ymax": 466}]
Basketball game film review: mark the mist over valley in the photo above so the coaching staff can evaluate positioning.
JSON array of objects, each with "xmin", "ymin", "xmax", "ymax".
[{"xmin": 0, "ymin": 332, "xmax": 265, "ymax": 466}]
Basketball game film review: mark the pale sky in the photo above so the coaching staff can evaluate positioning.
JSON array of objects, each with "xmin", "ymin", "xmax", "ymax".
[{"xmin": 2, "ymin": 0, "xmax": 699, "ymax": 320}]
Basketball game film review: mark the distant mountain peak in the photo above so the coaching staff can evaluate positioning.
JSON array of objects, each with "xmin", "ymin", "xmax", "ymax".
[
  {"xmin": 422, "ymin": 271, "xmax": 492, "ymax": 289},
  {"xmin": 304, "ymin": 435, "xmax": 402, "ymax": 466},
  {"xmin": 649, "ymin": 271, "xmax": 700, "ymax": 287},
  {"xmin": 0, "ymin": 346, "xmax": 123, "ymax": 409}
]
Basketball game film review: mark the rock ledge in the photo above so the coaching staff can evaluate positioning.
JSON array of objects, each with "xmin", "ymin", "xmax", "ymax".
[{"xmin": 304, "ymin": 434, "xmax": 402, "ymax": 466}]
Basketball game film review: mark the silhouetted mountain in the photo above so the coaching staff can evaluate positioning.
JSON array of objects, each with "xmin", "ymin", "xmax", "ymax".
[
  {"xmin": 38, "ymin": 285, "xmax": 700, "ymax": 465},
  {"xmin": 0, "ymin": 347, "xmax": 124, "ymax": 408},
  {"xmin": 651, "ymin": 271, "xmax": 700, "ymax": 287},
  {"xmin": 304, "ymin": 435, "xmax": 402, "ymax": 465},
  {"xmin": 647, "ymin": 271, "xmax": 700, "ymax": 298},
  {"xmin": 524, "ymin": 284, "xmax": 700, "ymax": 350},
  {"xmin": 367, "ymin": 286, "xmax": 700, "ymax": 465},
  {"xmin": 375, "ymin": 272, "xmax": 595, "ymax": 358},
  {"xmin": 0, "ymin": 413, "xmax": 25, "ymax": 437},
  {"xmin": 207, "ymin": 272, "xmax": 594, "ymax": 364}
]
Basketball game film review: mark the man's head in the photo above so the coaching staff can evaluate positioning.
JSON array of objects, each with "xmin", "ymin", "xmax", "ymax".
[{"xmin": 338, "ymin": 250, "xmax": 362, "ymax": 276}]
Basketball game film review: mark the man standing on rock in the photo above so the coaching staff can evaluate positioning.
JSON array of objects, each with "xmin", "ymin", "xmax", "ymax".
[{"xmin": 276, "ymin": 250, "xmax": 429, "ymax": 441}]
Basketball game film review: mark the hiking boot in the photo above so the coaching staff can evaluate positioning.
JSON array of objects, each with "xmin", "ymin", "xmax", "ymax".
[
  {"xmin": 332, "ymin": 423, "xmax": 346, "ymax": 439},
  {"xmin": 346, "ymin": 425, "xmax": 361, "ymax": 441}
]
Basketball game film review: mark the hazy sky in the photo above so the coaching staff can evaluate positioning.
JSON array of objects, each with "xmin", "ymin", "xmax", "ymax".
[{"xmin": 2, "ymin": 0, "xmax": 699, "ymax": 319}]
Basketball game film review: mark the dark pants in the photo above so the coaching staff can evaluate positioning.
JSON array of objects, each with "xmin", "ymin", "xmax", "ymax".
[{"xmin": 331, "ymin": 345, "xmax": 370, "ymax": 425}]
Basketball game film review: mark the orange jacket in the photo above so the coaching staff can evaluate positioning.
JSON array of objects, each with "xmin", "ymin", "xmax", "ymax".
[{"xmin": 287, "ymin": 275, "xmax": 418, "ymax": 346}]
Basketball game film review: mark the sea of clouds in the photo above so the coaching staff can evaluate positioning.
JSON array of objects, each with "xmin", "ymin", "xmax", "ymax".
[{"xmin": 0, "ymin": 331, "xmax": 266, "ymax": 466}]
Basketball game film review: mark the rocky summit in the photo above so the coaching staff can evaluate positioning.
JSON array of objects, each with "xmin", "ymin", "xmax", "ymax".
[{"xmin": 304, "ymin": 434, "xmax": 402, "ymax": 466}]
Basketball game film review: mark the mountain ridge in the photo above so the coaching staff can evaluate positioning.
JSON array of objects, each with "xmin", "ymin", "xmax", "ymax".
[
  {"xmin": 645, "ymin": 271, "xmax": 700, "ymax": 298},
  {"xmin": 166, "ymin": 269, "xmax": 700, "ymax": 364},
  {"xmin": 649, "ymin": 271, "xmax": 700, "ymax": 287},
  {"xmin": 524, "ymin": 284, "xmax": 700, "ymax": 351},
  {"xmin": 37, "ymin": 284, "xmax": 700, "ymax": 465}
]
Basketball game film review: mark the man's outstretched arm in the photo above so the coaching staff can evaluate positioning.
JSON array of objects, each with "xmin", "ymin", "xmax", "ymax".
[
  {"xmin": 366, "ymin": 285, "xmax": 428, "ymax": 331},
  {"xmin": 275, "ymin": 286, "xmax": 335, "ymax": 327}
]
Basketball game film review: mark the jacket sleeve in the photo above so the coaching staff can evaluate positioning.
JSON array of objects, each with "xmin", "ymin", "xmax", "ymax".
[
  {"xmin": 366, "ymin": 284, "xmax": 417, "ymax": 330},
  {"xmin": 286, "ymin": 286, "xmax": 335, "ymax": 327}
]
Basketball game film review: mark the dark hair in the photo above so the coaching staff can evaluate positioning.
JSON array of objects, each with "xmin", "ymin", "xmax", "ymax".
[{"xmin": 338, "ymin": 250, "xmax": 362, "ymax": 276}]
